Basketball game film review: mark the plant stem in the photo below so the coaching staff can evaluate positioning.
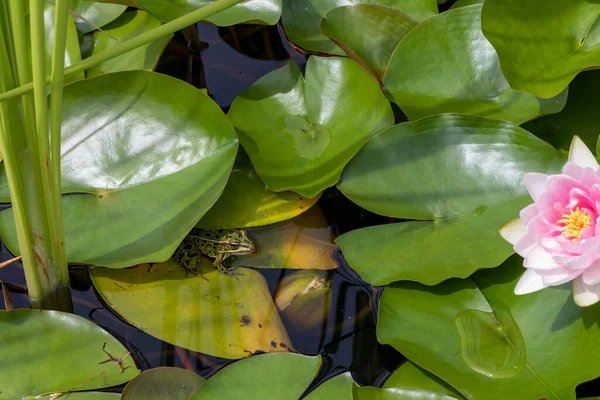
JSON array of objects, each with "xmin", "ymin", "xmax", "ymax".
[
  {"xmin": 49, "ymin": 0, "xmax": 69, "ymax": 286},
  {"xmin": 0, "ymin": 0, "xmax": 246, "ymax": 102}
]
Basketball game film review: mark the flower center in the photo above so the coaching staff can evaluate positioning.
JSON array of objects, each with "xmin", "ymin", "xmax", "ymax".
[{"xmin": 558, "ymin": 208, "xmax": 592, "ymax": 241}]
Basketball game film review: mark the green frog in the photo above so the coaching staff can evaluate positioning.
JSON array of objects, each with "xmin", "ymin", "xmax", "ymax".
[{"xmin": 174, "ymin": 228, "xmax": 256, "ymax": 280}]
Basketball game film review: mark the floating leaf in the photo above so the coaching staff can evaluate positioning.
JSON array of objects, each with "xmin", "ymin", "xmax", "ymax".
[
  {"xmin": 304, "ymin": 372, "xmax": 354, "ymax": 400},
  {"xmin": 122, "ymin": 367, "xmax": 205, "ymax": 400},
  {"xmin": 384, "ymin": 362, "xmax": 464, "ymax": 399},
  {"xmin": 0, "ymin": 71, "xmax": 238, "ymax": 268},
  {"xmin": 134, "ymin": 0, "xmax": 282, "ymax": 26},
  {"xmin": 90, "ymin": 260, "xmax": 292, "ymax": 359},
  {"xmin": 86, "ymin": 11, "xmax": 171, "ymax": 78},
  {"xmin": 523, "ymin": 70, "xmax": 600, "ymax": 152},
  {"xmin": 481, "ymin": 0, "xmax": 600, "ymax": 98},
  {"xmin": 228, "ymin": 56, "xmax": 394, "ymax": 198},
  {"xmin": 377, "ymin": 255, "xmax": 600, "ymax": 399},
  {"xmin": 383, "ymin": 4, "xmax": 567, "ymax": 124},
  {"xmin": 197, "ymin": 150, "xmax": 321, "ymax": 229},
  {"xmin": 282, "ymin": 0, "xmax": 437, "ymax": 55},
  {"xmin": 68, "ymin": 0, "xmax": 127, "ymax": 33},
  {"xmin": 320, "ymin": 4, "xmax": 417, "ymax": 82},
  {"xmin": 353, "ymin": 385, "xmax": 458, "ymax": 400},
  {"xmin": 0, "ymin": 310, "xmax": 139, "ymax": 399},
  {"xmin": 230, "ymin": 206, "xmax": 338, "ymax": 270},
  {"xmin": 37, "ymin": 394, "xmax": 122, "ymax": 400},
  {"xmin": 190, "ymin": 353, "xmax": 321, "ymax": 399},
  {"xmin": 337, "ymin": 114, "xmax": 564, "ymax": 285}
]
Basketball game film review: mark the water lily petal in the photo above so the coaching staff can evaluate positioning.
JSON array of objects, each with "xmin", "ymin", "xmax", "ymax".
[
  {"xmin": 582, "ymin": 261, "xmax": 600, "ymax": 285},
  {"xmin": 515, "ymin": 233, "xmax": 536, "ymax": 256},
  {"xmin": 524, "ymin": 172, "xmax": 549, "ymax": 201},
  {"xmin": 499, "ymin": 218, "xmax": 527, "ymax": 245},
  {"xmin": 520, "ymin": 203, "xmax": 540, "ymax": 224},
  {"xmin": 568, "ymin": 136, "xmax": 598, "ymax": 170},
  {"xmin": 514, "ymin": 269, "xmax": 547, "ymax": 295},
  {"xmin": 573, "ymin": 276, "xmax": 600, "ymax": 307},
  {"xmin": 524, "ymin": 246, "xmax": 560, "ymax": 270},
  {"xmin": 542, "ymin": 268, "xmax": 582, "ymax": 286}
]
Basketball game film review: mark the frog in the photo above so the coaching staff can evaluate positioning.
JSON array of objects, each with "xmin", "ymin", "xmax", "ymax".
[{"xmin": 174, "ymin": 228, "xmax": 256, "ymax": 281}]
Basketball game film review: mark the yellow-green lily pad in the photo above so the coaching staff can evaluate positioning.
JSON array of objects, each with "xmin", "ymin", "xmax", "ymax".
[
  {"xmin": 230, "ymin": 206, "xmax": 338, "ymax": 270},
  {"xmin": 90, "ymin": 260, "xmax": 292, "ymax": 359},
  {"xmin": 197, "ymin": 150, "xmax": 321, "ymax": 229}
]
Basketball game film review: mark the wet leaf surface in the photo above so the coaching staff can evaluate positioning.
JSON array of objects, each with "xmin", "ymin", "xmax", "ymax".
[{"xmin": 122, "ymin": 367, "xmax": 205, "ymax": 400}]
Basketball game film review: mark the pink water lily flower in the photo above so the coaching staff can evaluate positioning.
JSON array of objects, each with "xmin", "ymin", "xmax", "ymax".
[{"xmin": 500, "ymin": 136, "xmax": 600, "ymax": 307}]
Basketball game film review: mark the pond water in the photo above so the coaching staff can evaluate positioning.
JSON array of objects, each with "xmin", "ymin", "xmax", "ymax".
[{"xmin": 0, "ymin": 22, "xmax": 403, "ymax": 396}]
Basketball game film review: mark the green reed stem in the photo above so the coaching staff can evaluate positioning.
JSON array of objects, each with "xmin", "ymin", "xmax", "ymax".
[
  {"xmin": 0, "ymin": 0, "xmax": 245, "ymax": 103},
  {"xmin": 48, "ymin": 0, "xmax": 69, "ymax": 284}
]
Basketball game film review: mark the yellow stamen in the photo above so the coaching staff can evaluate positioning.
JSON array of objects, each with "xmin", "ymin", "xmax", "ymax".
[{"xmin": 558, "ymin": 207, "xmax": 591, "ymax": 241}]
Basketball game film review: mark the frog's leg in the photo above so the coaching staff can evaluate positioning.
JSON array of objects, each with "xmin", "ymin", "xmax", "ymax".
[
  {"xmin": 176, "ymin": 242, "xmax": 209, "ymax": 282},
  {"xmin": 213, "ymin": 253, "xmax": 244, "ymax": 278}
]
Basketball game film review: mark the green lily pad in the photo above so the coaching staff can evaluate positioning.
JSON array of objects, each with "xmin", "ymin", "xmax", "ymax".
[
  {"xmin": 230, "ymin": 206, "xmax": 338, "ymax": 270},
  {"xmin": 122, "ymin": 367, "xmax": 205, "ymax": 400},
  {"xmin": 304, "ymin": 372, "xmax": 354, "ymax": 400},
  {"xmin": 320, "ymin": 4, "xmax": 417, "ymax": 82},
  {"xmin": 0, "ymin": 309, "xmax": 139, "ymax": 399},
  {"xmin": 190, "ymin": 353, "xmax": 321, "ymax": 399},
  {"xmin": 90, "ymin": 260, "xmax": 292, "ymax": 359},
  {"xmin": 0, "ymin": 71, "xmax": 238, "ymax": 268},
  {"xmin": 86, "ymin": 11, "xmax": 171, "ymax": 78},
  {"xmin": 197, "ymin": 150, "xmax": 321, "ymax": 229},
  {"xmin": 481, "ymin": 0, "xmax": 600, "ymax": 98},
  {"xmin": 228, "ymin": 56, "xmax": 394, "ymax": 198},
  {"xmin": 450, "ymin": 0, "xmax": 483, "ymax": 9},
  {"xmin": 38, "ymin": 394, "xmax": 122, "ymax": 399},
  {"xmin": 523, "ymin": 71, "xmax": 600, "ymax": 152},
  {"xmin": 133, "ymin": 0, "xmax": 282, "ymax": 26},
  {"xmin": 353, "ymin": 385, "xmax": 458, "ymax": 400},
  {"xmin": 377, "ymin": 255, "xmax": 600, "ymax": 400},
  {"xmin": 68, "ymin": 0, "xmax": 127, "ymax": 33},
  {"xmin": 384, "ymin": 362, "xmax": 464, "ymax": 399},
  {"xmin": 383, "ymin": 4, "xmax": 567, "ymax": 124},
  {"xmin": 282, "ymin": 0, "xmax": 437, "ymax": 55},
  {"xmin": 336, "ymin": 114, "xmax": 564, "ymax": 285}
]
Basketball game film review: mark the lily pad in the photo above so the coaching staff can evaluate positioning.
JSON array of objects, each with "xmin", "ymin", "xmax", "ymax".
[
  {"xmin": 0, "ymin": 309, "xmax": 139, "ymax": 399},
  {"xmin": 190, "ymin": 353, "xmax": 321, "ymax": 399},
  {"xmin": 336, "ymin": 114, "xmax": 564, "ymax": 285},
  {"xmin": 523, "ymin": 70, "xmax": 600, "ymax": 152},
  {"xmin": 133, "ymin": 0, "xmax": 282, "ymax": 26},
  {"xmin": 122, "ymin": 367, "xmax": 205, "ymax": 400},
  {"xmin": 384, "ymin": 362, "xmax": 464, "ymax": 399},
  {"xmin": 38, "ymin": 394, "xmax": 122, "ymax": 399},
  {"xmin": 197, "ymin": 150, "xmax": 321, "ymax": 229},
  {"xmin": 86, "ymin": 11, "xmax": 171, "ymax": 78},
  {"xmin": 281, "ymin": 0, "xmax": 437, "ymax": 55},
  {"xmin": 481, "ymin": 0, "xmax": 600, "ymax": 98},
  {"xmin": 304, "ymin": 372, "xmax": 354, "ymax": 400},
  {"xmin": 90, "ymin": 260, "xmax": 292, "ymax": 359},
  {"xmin": 353, "ymin": 385, "xmax": 458, "ymax": 400},
  {"xmin": 383, "ymin": 4, "xmax": 567, "ymax": 124},
  {"xmin": 0, "ymin": 71, "xmax": 238, "ymax": 268},
  {"xmin": 377, "ymin": 255, "xmax": 600, "ymax": 399},
  {"xmin": 68, "ymin": 0, "xmax": 127, "ymax": 33},
  {"xmin": 320, "ymin": 4, "xmax": 418, "ymax": 82},
  {"xmin": 230, "ymin": 206, "xmax": 338, "ymax": 270},
  {"xmin": 228, "ymin": 56, "xmax": 394, "ymax": 198}
]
